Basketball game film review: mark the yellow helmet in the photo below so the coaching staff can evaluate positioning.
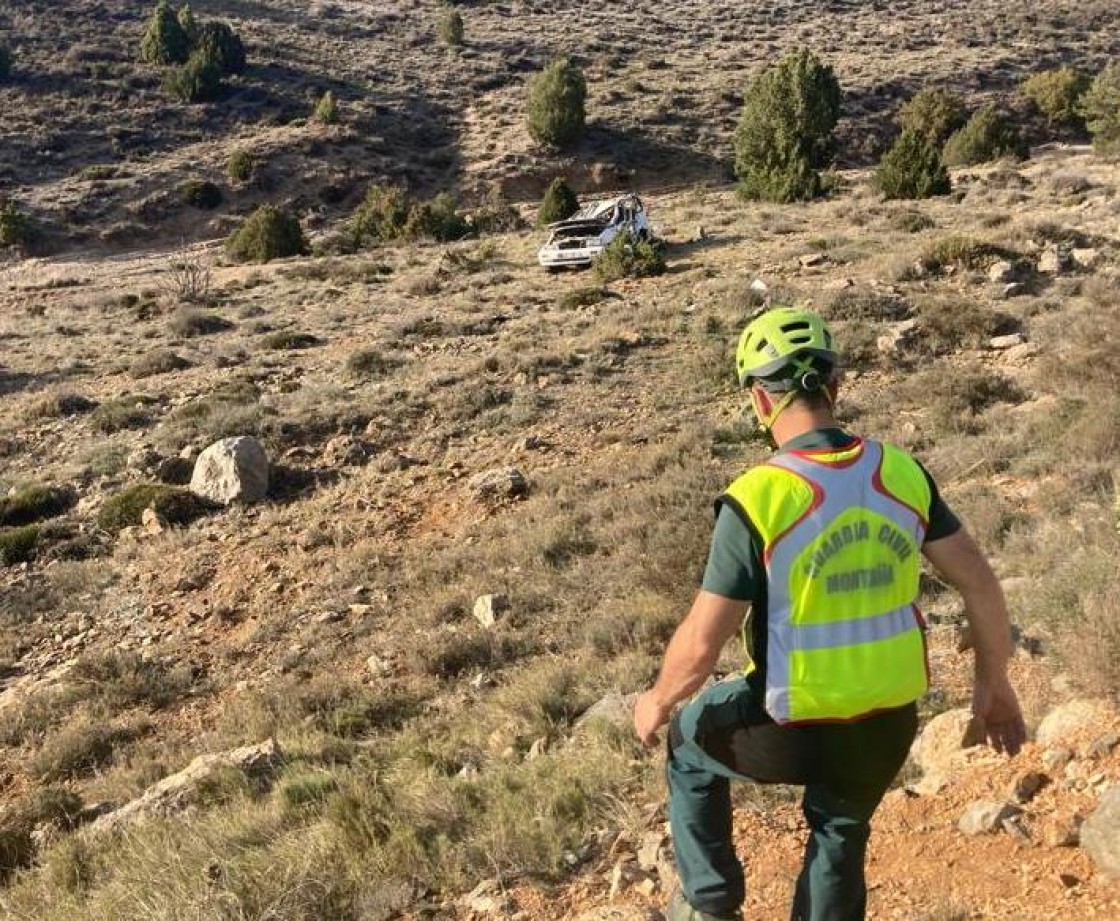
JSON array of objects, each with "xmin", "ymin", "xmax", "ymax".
[{"xmin": 735, "ymin": 307, "xmax": 838, "ymax": 390}]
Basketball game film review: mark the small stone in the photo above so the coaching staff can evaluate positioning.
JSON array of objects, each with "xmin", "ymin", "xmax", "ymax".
[
  {"xmin": 365, "ymin": 654, "xmax": 391, "ymax": 676},
  {"xmin": 637, "ymin": 832, "xmax": 665, "ymax": 872},
  {"xmin": 1086, "ymin": 732, "xmax": 1120, "ymax": 760},
  {"xmin": 634, "ymin": 877, "xmax": 658, "ymax": 898},
  {"xmin": 908, "ymin": 772, "xmax": 949, "ymax": 797},
  {"xmin": 1010, "ymin": 770, "xmax": 1048, "ymax": 804},
  {"xmin": 470, "ymin": 467, "xmax": 528, "ymax": 500},
  {"xmin": 1037, "ymin": 247, "xmax": 1067, "ymax": 274},
  {"xmin": 989, "ymin": 332, "xmax": 1026, "ymax": 350},
  {"xmin": 462, "ymin": 878, "xmax": 508, "ymax": 914},
  {"xmin": 472, "ymin": 594, "xmax": 508, "ymax": 628},
  {"xmin": 912, "ymin": 707, "xmax": 985, "ymax": 774},
  {"xmin": 141, "ymin": 506, "xmax": 168, "ymax": 535},
  {"xmin": 959, "ymin": 800, "xmax": 1022, "ymax": 836},
  {"xmin": 527, "ymin": 737, "xmax": 548, "ymax": 760},
  {"xmin": 749, "ymin": 278, "xmax": 768, "ymax": 295},
  {"xmin": 189, "ymin": 436, "xmax": 269, "ymax": 506},
  {"xmin": 876, "ymin": 319, "xmax": 921, "ymax": 357},
  {"xmin": 988, "ymin": 260, "xmax": 1016, "ymax": 283},
  {"xmin": 1000, "ymin": 282, "xmax": 1025, "ymax": 299},
  {"xmin": 576, "ymin": 690, "xmax": 640, "ymax": 732},
  {"xmin": 1070, "ymin": 248, "xmax": 1100, "ymax": 270},
  {"xmin": 1042, "ymin": 747, "xmax": 1073, "ymax": 772},
  {"xmin": 314, "ymin": 610, "xmax": 343, "ymax": 625},
  {"xmin": 1081, "ymin": 788, "xmax": 1120, "ymax": 878},
  {"xmin": 799, "ymin": 252, "xmax": 826, "ymax": 268},
  {"xmin": 1036, "ymin": 699, "xmax": 1111, "ymax": 745},
  {"xmin": 1042, "ymin": 814, "xmax": 1082, "ymax": 848}
]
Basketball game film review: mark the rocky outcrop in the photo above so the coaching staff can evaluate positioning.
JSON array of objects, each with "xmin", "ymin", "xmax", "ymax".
[
  {"xmin": 189, "ymin": 436, "xmax": 270, "ymax": 505},
  {"xmin": 89, "ymin": 739, "xmax": 282, "ymax": 834},
  {"xmin": 1080, "ymin": 786, "xmax": 1120, "ymax": 879},
  {"xmin": 1036, "ymin": 699, "xmax": 1112, "ymax": 746}
]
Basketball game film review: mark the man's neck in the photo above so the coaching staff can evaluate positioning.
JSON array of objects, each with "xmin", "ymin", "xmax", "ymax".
[{"xmin": 769, "ymin": 408, "xmax": 840, "ymax": 449}]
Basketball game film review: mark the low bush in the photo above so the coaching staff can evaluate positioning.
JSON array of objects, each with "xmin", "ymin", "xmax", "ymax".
[
  {"xmin": 917, "ymin": 235, "xmax": 1014, "ymax": 273},
  {"xmin": 943, "ymin": 106, "xmax": 1028, "ymax": 167},
  {"xmin": 1021, "ymin": 67, "xmax": 1089, "ymax": 128},
  {"xmin": 403, "ymin": 193, "xmax": 471, "ymax": 242},
  {"xmin": 171, "ymin": 308, "xmax": 233, "ymax": 337},
  {"xmin": 538, "ymin": 177, "xmax": 579, "ymax": 226},
  {"xmin": 438, "ymin": 9, "xmax": 465, "ymax": 48},
  {"xmin": 69, "ymin": 649, "xmax": 193, "ymax": 711},
  {"xmin": 0, "ymin": 485, "xmax": 76, "ymax": 527},
  {"xmin": 0, "ymin": 526, "xmax": 40, "ymax": 565},
  {"xmin": 875, "ymin": 130, "xmax": 951, "ymax": 199},
  {"xmin": 897, "ymin": 88, "xmax": 967, "ymax": 146},
  {"xmin": 594, "ymin": 232, "xmax": 666, "ymax": 282},
  {"xmin": 928, "ymin": 370, "xmax": 1027, "ymax": 431},
  {"xmin": 91, "ymin": 396, "xmax": 156, "ymax": 433},
  {"xmin": 179, "ymin": 179, "xmax": 222, "ymax": 209},
  {"xmin": 30, "ymin": 722, "xmax": 119, "ymax": 781},
  {"xmin": 164, "ymin": 48, "xmax": 223, "ymax": 103},
  {"xmin": 526, "ymin": 58, "xmax": 587, "ymax": 149},
  {"xmin": 313, "ymin": 90, "xmax": 338, "ymax": 124},
  {"xmin": 346, "ymin": 348, "xmax": 399, "ymax": 379},
  {"xmin": 226, "ymin": 205, "xmax": 308, "ymax": 262},
  {"xmin": 1083, "ymin": 64, "xmax": 1120, "ymax": 157},
  {"xmin": 0, "ymin": 199, "xmax": 33, "ymax": 249},
  {"xmin": 349, "ymin": 184, "xmax": 409, "ymax": 247},
  {"xmin": 558, "ymin": 287, "xmax": 612, "ymax": 310},
  {"xmin": 227, "ymin": 148, "xmax": 255, "ymax": 183},
  {"xmin": 129, "ymin": 350, "xmax": 190, "ymax": 379},
  {"xmin": 25, "ymin": 391, "xmax": 97, "ymax": 419},
  {"xmin": 261, "ymin": 330, "xmax": 319, "ymax": 350},
  {"xmin": 97, "ymin": 484, "xmax": 210, "ymax": 532}
]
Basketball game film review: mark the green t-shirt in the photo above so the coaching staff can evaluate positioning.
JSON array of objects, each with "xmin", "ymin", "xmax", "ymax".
[{"xmin": 701, "ymin": 428, "xmax": 960, "ymax": 602}]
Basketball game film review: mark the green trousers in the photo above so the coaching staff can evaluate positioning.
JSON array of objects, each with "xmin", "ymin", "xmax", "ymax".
[{"xmin": 667, "ymin": 676, "xmax": 917, "ymax": 920}]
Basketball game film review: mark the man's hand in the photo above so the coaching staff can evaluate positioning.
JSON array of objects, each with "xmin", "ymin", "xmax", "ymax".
[
  {"xmin": 634, "ymin": 690, "xmax": 671, "ymax": 748},
  {"xmin": 973, "ymin": 671, "xmax": 1027, "ymax": 756}
]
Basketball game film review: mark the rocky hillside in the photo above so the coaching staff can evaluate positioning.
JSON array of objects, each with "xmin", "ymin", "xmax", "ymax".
[{"xmin": 1, "ymin": 2, "xmax": 1119, "ymax": 919}]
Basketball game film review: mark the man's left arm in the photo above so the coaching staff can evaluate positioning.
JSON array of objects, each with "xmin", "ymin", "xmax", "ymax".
[{"xmin": 634, "ymin": 591, "xmax": 749, "ymax": 747}]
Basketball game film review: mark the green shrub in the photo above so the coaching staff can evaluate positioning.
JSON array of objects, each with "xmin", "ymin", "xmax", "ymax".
[
  {"xmin": 875, "ymin": 130, "xmax": 951, "ymax": 199},
  {"xmin": 538, "ymin": 177, "xmax": 579, "ymax": 226},
  {"xmin": 0, "ymin": 485, "xmax": 76, "ymax": 528},
  {"xmin": 594, "ymin": 231, "xmax": 666, "ymax": 282},
  {"xmin": 91, "ymin": 395, "xmax": 156, "ymax": 433},
  {"xmin": 140, "ymin": 1, "xmax": 191, "ymax": 65},
  {"xmin": 179, "ymin": 178, "xmax": 222, "ymax": 209},
  {"xmin": 30, "ymin": 723, "xmax": 118, "ymax": 781},
  {"xmin": 1022, "ymin": 68, "xmax": 1089, "ymax": 128},
  {"xmin": 0, "ymin": 43, "xmax": 12, "ymax": 80},
  {"xmin": 734, "ymin": 49, "xmax": 842, "ymax": 202},
  {"xmin": 403, "ymin": 193, "xmax": 471, "ymax": 242},
  {"xmin": 98, "ymin": 484, "xmax": 210, "ymax": 533},
  {"xmin": 526, "ymin": 58, "xmax": 587, "ymax": 148},
  {"xmin": 177, "ymin": 2, "xmax": 199, "ymax": 43},
  {"xmin": 897, "ymin": 88, "xmax": 967, "ymax": 146},
  {"xmin": 164, "ymin": 48, "xmax": 223, "ymax": 103},
  {"xmin": 130, "ymin": 350, "xmax": 190, "ymax": 379},
  {"xmin": 313, "ymin": 90, "xmax": 338, "ymax": 124},
  {"xmin": 170, "ymin": 308, "xmax": 233, "ymax": 337},
  {"xmin": 346, "ymin": 348, "xmax": 399, "ymax": 379},
  {"xmin": 349, "ymin": 184, "xmax": 410, "ymax": 247},
  {"xmin": 0, "ymin": 526, "xmax": 40, "ymax": 565},
  {"xmin": 918, "ymin": 235, "xmax": 1013, "ymax": 273},
  {"xmin": 26, "ymin": 391, "xmax": 97, "ymax": 419},
  {"xmin": 943, "ymin": 106, "xmax": 1028, "ymax": 166},
  {"xmin": 0, "ymin": 199, "xmax": 33, "ymax": 249},
  {"xmin": 1083, "ymin": 64, "xmax": 1120, "ymax": 157},
  {"xmin": 196, "ymin": 21, "xmax": 246, "ymax": 74},
  {"xmin": 558, "ymin": 287, "xmax": 612, "ymax": 310},
  {"xmin": 227, "ymin": 148, "xmax": 255, "ymax": 183},
  {"xmin": 438, "ymin": 9, "xmax": 465, "ymax": 48},
  {"xmin": 226, "ymin": 205, "xmax": 308, "ymax": 262},
  {"xmin": 261, "ymin": 330, "xmax": 319, "ymax": 350}
]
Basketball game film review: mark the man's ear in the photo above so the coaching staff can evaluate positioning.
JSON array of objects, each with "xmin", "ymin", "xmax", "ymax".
[{"xmin": 751, "ymin": 384, "xmax": 773, "ymax": 416}]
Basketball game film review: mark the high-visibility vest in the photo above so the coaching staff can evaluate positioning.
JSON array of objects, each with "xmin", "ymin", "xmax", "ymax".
[{"xmin": 721, "ymin": 438, "xmax": 931, "ymax": 724}]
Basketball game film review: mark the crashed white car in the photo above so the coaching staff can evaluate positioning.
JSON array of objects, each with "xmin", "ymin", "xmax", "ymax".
[{"xmin": 537, "ymin": 194, "xmax": 651, "ymax": 269}]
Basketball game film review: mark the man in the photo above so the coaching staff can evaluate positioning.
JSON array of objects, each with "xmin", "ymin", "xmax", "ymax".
[{"xmin": 634, "ymin": 307, "xmax": 1026, "ymax": 921}]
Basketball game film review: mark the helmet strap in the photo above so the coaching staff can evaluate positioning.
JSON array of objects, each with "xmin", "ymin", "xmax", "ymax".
[{"xmin": 749, "ymin": 387, "xmax": 799, "ymax": 434}]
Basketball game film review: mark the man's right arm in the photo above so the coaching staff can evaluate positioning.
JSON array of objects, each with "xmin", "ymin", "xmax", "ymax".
[{"xmin": 922, "ymin": 528, "xmax": 1026, "ymax": 755}]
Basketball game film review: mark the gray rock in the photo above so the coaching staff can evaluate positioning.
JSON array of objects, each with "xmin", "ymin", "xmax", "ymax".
[
  {"xmin": 572, "ymin": 908, "xmax": 662, "ymax": 921},
  {"xmin": 470, "ymin": 466, "xmax": 528, "ymax": 500},
  {"xmin": 1010, "ymin": 770, "xmax": 1048, "ymax": 804},
  {"xmin": 1036, "ymin": 699, "xmax": 1111, "ymax": 745},
  {"xmin": 90, "ymin": 739, "xmax": 282, "ymax": 833},
  {"xmin": 576, "ymin": 690, "xmax": 639, "ymax": 732},
  {"xmin": 959, "ymin": 800, "xmax": 1022, "ymax": 836},
  {"xmin": 989, "ymin": 332, "xmax": 1026, "ymax": 350},
  {"xmin": 988, "ymin": 260, "xmax": 1016, "ymax": 283},
  {"xmin": 1000, "ymin": 282, "xmax": 1025, "ymax": 299},
  {"xmin": 1042, "ymin": 747, "xmax": 1073, "ymax": 772},
  {"xmin": 1037, "ymin": 247, "xmax": 1069, "ymax": 274},
  {"xmin": 799, "ymin": 252, "xmax": 826, "ymax": 268},
  {"xmin": 189, "ymin": 436, "xmax": 269, "ymax": 505},
  {"xmin": 472, "ymin": 593, "xmax": 507, "ymax": 629},
  {"xmin": 1086, "ymin": 732, "xmax": 1120, "ymax": 760},
  {"xmin": 912, "ymin": 707, "xmax": 985, "ymax": 774},
  {"xmin": 876, "ymin": 319, "xmax": 921, "ymax": 357},
  {"xmin": 1070, "ymin": 248, "xmax": 1100, "ymax": 270},
  {"xmin": 1043, "ymin": 814, "xmax": 1082, "ymax": 848},
  {"xmin": 1080, "ymin": 786, "xmax": 1120, "ymax": 878}
]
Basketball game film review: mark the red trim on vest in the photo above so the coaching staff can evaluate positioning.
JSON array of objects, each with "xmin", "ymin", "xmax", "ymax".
[
  {"xmin": 870, "ymin": 449, "xmax": 930, "ymax": 529},
  {"xmin": 762, "ymin": 469, "xmax": 825, "ymax": 566},
  {"xmin": 786, "ymin": 437, "xmax": 865, "ymax": 468}
]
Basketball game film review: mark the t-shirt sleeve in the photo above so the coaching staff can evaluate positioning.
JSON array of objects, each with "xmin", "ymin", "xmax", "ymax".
[
  {"xmin": 916, "ymin": 461, "xmax": 962, "ymax": 543},
  {"xmin": 700, "ymin": 504, "xmax": 764, "ymax": 601}
]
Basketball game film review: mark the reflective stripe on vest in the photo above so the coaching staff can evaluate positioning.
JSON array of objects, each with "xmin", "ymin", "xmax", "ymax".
[{"xmin": 723, "ymin": 438, "xmax": 931, "ymax": 724}]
